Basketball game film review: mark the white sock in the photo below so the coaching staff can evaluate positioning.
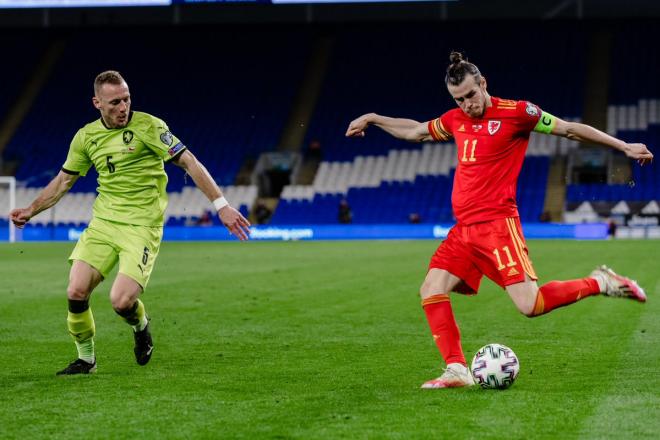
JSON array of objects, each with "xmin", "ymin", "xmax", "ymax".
[
  {"xmin": 447, "ymin": 362, "xmax": 468, "ymax": 373},
  {"xmin": 75, "ymin": 339, "xmax": 95, "ymax": 364},
  {"xmin": 590, "ymin": 274, "xmax": 606, "ymax": 292}
]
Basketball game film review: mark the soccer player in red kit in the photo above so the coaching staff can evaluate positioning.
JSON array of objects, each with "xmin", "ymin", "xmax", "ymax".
[{"xmin": 346, "ymin": 52, "xmax": 653, "ymax": 389}]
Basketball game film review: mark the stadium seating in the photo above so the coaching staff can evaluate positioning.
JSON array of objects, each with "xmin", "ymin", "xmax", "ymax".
[
  {"xmin": 608, "ymin": 26, "xmax": 660, "ymax": 108},
  {"xmin": 272, "ymin": 143, "xmax": 550, "ymax": 224},
  {"xmin": 0, "ymin": 32, "xmax": 47, "ymax": 128},
  {"xmin": 0, "ymin": 184, "xmax": 257, "ymax": 227},
  {"xmin": 604, "ymin": 39, "xmax": 660, "ymax": 204},
  {"xmin": 566, "ymin": 129, "xmax": 660, "ymax": 205},
  {"xmin": 7, "ymin": 24, "xmax": 657, "ymax": 229},
  {"xmin": 0, "ymin": 28, "xmax": 304, "ymax": 228},
  {"xmin": 564, "ymin": 25, "xmax": 659, "ymax": 214},
  {"xmin": 302, "ymin": 25, "xmax": 586, "ymax": 163},
  {"xmin": 565, "ymin": 27, "xmax": 659, "ymax": 212},
  {"xmin": 278, "ymin": 24, "xmax": 584, "ymax": 225},
  {"xmin": 3, "ymin": 27, "xmax": 309, "ymax": 190}
]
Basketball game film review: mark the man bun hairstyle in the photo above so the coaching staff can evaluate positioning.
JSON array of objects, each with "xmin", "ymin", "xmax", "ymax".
[
  {"xmin": 94, "ymin": 70, "xmax": 125, "ymax": 95},
  {"xmin": 445, "ymin": 51, "xmax": 482, "ymax": 86}
]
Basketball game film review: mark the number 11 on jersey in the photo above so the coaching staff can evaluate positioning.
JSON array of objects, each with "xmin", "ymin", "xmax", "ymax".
[{"xmin": 461, "ymin": 139, "xmax": 477, "ymax": 162}]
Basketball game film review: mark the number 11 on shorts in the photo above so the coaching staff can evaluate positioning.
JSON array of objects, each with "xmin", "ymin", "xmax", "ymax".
[{"xmin": 493, "ymin": 246, "xmax": 517, "ymax": 271}]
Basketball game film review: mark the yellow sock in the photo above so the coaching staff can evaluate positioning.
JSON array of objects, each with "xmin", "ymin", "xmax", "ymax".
[{"xmin": 67, "ymin": 308, "xmax": 95, "ymax": 363}]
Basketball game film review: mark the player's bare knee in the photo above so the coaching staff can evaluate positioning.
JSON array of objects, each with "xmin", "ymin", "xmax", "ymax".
[
  {"xmin": 111, "ymin": 295, "xmax": 134, "ymax": 313},
  {"xmin": 507, "ymin": 283, "xmax": 539, "ymax": 317},
  {"xmin": 419, "ymin": 280, "xmax": 436, "ymax": 299},
  {"xmin": 520, "ymin": 305, "xmax": 536, "ymax": 318},
  {"xmin": 67, "ymin": 284, "xmax": 91, "ymax": 301},
  {"xmin": 518, "ymin": 295, "xmax": 539, "ymax": 317}
]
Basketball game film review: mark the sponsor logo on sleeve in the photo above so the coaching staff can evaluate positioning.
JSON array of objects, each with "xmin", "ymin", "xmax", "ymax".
[
  {"xmin": 122, "ymin": 130, "xmax": 134, "ymax": 144},
  {"xmin": 488, "ymin": 120, "xmax": 501, "ymax": 135},
  {"xmin": 525, "ymin": 102, "xmax": 539, "ymax": 117},
  {"xmin": 160, "ymin": 131, "xmax": 174, "ymax": 146}
]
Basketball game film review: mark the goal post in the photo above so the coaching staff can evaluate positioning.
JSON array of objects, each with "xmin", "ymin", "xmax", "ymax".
[{"xmin": 0, "ymin": 176, "xmax": 16, "ymax": 243}]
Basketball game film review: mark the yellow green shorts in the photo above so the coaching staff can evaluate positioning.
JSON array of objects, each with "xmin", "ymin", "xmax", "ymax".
[{"xmin": 69, "ymin": 217, "xmax": 163, "ymax": 289}]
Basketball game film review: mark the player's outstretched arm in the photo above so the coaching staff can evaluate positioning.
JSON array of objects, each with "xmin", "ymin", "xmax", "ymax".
[
  {"xmin": 551, "ymin": 118, "xmax": 653, "ymax": 166},
  {"xmin": 10, "ymin": 171, "xmax": 78, "ymax": 228},
  {"xmin": 346, "ymin": 113, "xmax": 434, "ymax": 142},
  {"xmin": 172, "ymin": 150, "xmax": 251, "ymax": 241}
]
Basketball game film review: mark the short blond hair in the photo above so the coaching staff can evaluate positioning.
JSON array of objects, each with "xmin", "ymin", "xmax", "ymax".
[{"xmin": 94, "ymin": 70, "xmax": 125, "ymax": 95}]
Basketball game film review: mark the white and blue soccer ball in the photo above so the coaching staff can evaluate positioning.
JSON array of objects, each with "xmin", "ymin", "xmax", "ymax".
[{"xmin": 470, "ymin": 343, "xmax": 520, "ymax": 389}]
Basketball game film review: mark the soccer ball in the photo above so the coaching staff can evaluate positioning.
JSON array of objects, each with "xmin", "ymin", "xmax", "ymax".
[{"xmin": 470, "ymin": 343, "xmax": 520, "ymax": 389}]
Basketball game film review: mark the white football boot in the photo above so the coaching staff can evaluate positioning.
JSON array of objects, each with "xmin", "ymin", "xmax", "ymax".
[
  {"xmin": 590, "ymin": 265, "xmax": 647, "ymax": 302},
  {"xmin": 421, "ymin": 363, "xmax": 475, "ymax": 389}
]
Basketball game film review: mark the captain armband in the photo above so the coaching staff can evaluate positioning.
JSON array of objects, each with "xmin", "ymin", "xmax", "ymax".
[
  {"xmin": 428, "ymin": 118, "xmax": 452, "ymax": 141},
  {"xmin": 533, "ymin": 111, "xmax": 557, "ymax": 134}
]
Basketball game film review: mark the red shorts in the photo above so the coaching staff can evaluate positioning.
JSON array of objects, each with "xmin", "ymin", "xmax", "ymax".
[{"xmin": 429, "ymin": 217, "xmax": 537, "ymax": 294}]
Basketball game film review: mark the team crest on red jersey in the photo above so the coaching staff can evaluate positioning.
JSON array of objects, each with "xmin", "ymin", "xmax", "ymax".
[{"xmin": 488, "ymin": 120, "xmax": 501, "ymax": 135}]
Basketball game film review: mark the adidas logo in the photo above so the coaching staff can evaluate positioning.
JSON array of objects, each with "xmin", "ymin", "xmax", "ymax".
[
  {"xmin": 507, "ymin": 267, "xmax": 519, "ymax": 276},
  {"xmin": 458, "ymin": 124, "xmax": 466, "ymax": 132}
]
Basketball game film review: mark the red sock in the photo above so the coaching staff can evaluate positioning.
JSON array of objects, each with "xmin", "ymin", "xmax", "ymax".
[
  {"xmin": 532, "ymin": 278, "xmax": 600, "ymax": 316},
  {"xmin": 422, "ymin": 294, "xmax": 466, "ymax": 366}
]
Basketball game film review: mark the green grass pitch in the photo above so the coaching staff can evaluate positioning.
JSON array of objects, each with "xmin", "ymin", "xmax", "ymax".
[{"xmin": 1, "ymin": 240, "xmax": 658, "ymax": 439}]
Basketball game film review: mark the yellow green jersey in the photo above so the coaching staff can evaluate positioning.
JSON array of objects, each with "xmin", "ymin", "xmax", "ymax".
[{"xmin": 62, "ymin": 111, "xmax": 187, "ymax": 226}]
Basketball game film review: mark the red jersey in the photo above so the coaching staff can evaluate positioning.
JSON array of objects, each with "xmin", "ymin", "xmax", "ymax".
[{"xmin": 427, "ymin": 97, "xmax": 542, "ymax": 225}]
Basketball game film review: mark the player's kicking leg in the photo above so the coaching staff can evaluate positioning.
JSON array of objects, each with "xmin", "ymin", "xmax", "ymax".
[
  {"xmin": 111, "ymin": 274, "xmax": 154, "ymax": 366},
  {"xmin": 590, "ymin": 265, "xmax": 646, "ymax": 302},
  {"xmin": 508, "ymin": 267, "xmax": 646, "ymax": 318}
]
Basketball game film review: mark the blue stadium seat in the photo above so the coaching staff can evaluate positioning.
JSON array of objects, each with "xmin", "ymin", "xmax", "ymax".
[
  {"xmin": 304, "ymin": 25, "xmax": 585, "ymax": 163},
  {"xmin": 4, "ymin": 28, "xmax": 310, "ymax": 189}
]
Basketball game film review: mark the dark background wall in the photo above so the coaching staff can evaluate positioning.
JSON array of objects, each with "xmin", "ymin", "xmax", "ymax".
[{"xmin": 1, "ymin": 0, "xmax": 659, "ymax": 28}]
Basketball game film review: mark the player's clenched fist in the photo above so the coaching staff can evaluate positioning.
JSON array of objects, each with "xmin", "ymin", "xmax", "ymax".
[
  {"xmin": 9, "ymin": 208, "xmax": 32, "ymax": 228},
  {"xmin": 345, "ymin": 113, "xmax": 374, "ymax": 137}
]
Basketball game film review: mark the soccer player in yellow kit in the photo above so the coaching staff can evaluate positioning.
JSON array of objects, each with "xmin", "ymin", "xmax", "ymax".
[{"xmin": 10, "ymin": 71, "xmax": 251, "ymax": 375}]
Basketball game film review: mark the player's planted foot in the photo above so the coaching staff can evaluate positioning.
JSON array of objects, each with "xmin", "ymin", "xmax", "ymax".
[
  {"xmin": 421, "ymin": 363, "xmax": 475, "ymax": 389},
  {"xmin": 134, "ymin": 321, "xmax": 154, "ymax": 366},
  {"xmin": 56, "ymin": 358, "xmax": 97, "ymax": 375},
  {"xmin": 590, "ymin": 265, "xmax": 646, "ymax": 302}
]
